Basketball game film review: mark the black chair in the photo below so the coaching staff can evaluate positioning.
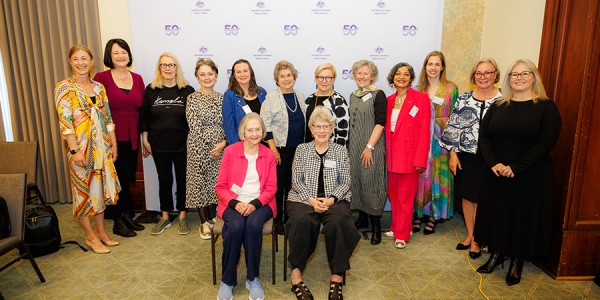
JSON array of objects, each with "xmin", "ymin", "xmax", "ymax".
[
  {"xmin": 210, "ymin": 217, "xmax": 276, "ymax": 285},
  {"xmin": 0, "ymin": 173, "xmax": 45, "ymax": 282}
]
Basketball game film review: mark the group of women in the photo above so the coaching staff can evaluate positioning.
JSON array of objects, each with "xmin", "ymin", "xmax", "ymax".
[{"xmin": 55, "ymin": 38, "xmax": 561, "ymax": 298}]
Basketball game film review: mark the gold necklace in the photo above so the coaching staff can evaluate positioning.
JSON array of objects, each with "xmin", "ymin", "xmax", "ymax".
[{"xmin": 112, "ymin": 69, "xmax": 129, "ymax": 83}]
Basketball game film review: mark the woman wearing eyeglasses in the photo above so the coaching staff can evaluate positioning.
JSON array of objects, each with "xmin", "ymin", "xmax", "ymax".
[
  {"xmin": 474, "ymin": 59, "xmax": 561, "ymax": 286},
  {"xmin": 222, "ymin": 59, "xmax": 267, "ymax": 145},
  {"xmin": 260, "ymin": 60, "xmax": 306, "ymax": 234},
  {"xmin": 304, "ymin": 63, "xmax": 349, "ymax": 147},
  {"xmin": 139, "ymin": 53, "xmax": 195, "ymax": 235},
  {"xmin": 286, "ymin": 106, "xmax": 359, "ymax": 300},
  {"xmin": 440, "ymin": 58, "xmax": 502, "ymax": 259},
  {"xmin": 412, "ymin": 51, "xmax": 458, "ymax": 235}
]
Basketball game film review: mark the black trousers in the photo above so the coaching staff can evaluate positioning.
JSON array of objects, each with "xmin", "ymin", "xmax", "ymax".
[
  {"xmin": 286, "ymin": 201, "xmax": 360, "ymax": 274},
  {"xmin": 275, "ymin": 146, "xmax": 296, "ymax": 223},
  {"xmin": 151, "ymin": 151, "xmax": 187, "ymax": 212},
  {"xmin": 113, "ymin": 141, "xmax": 138, "ymax": 216}
]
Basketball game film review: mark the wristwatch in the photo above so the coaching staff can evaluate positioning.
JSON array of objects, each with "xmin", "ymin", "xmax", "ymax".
[
  {"xmin": 69, "ymin": 149, "xmax": 77, "ymax": 155},
  {"xmin": 366, "ymin": 144, "xmax": 374, "ymax": 150}
]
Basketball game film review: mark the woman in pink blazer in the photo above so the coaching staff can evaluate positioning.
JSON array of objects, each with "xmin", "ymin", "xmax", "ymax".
[
  {"xmin": 385, "ymin": 62, "xmax": 431, "ymax": 249},
  {"xmin": 214, "ymin": 113, "xmax": 277, "ymax": 300}
]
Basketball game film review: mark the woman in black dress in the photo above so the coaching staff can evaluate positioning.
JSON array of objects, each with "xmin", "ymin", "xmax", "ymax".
[{"xmin": 474, "ymin": 59, "xmax": 561, "ymax": 286}]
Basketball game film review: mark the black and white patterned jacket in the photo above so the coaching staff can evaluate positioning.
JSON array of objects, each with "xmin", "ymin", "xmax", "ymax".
[
  {"xmin": 305, "ymin": 91, "xmax": 349, "ymax": 146},
  {"xmin": 287, "ymin": 141, "xmax": 351, "ymax": 205}
]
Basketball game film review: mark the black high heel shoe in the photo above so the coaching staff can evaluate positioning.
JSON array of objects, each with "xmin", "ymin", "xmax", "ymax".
[
  {"xmin": 370, "ymin": 215, "xmax": 382, "ymax": 245},
  {"xmin": 423, "ymin": 216, "xmax": 437, "ymax": 235},
  {"xmin": 506, "ymin": 256, "xmax": 524, "ymax": 286},
  {"xmin": 469, "ymin": 250, "xmax": 482, "ymax": 259},
  {"xmin": 476, "ymin": 252, "xmax": 505, "ymax": 273},
  {"xmin": 456, "ymin": 243, "xmax": 470, "ymax": 250}
]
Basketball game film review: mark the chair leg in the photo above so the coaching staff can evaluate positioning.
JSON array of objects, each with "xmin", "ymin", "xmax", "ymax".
[
  {"xmin": 20, "ymin": 243, "xmax": 45, "ymax": 283},
  {"xmin": 283, "ymin": 228, "xmax": 288, "ymax": 281},
  {"xmin": 211, "ymin": 233, "xmax": 218, "ymax": 285},
  {"xmin": 271, "ymin": 230, "xmax": 276, "ymax": 285}
]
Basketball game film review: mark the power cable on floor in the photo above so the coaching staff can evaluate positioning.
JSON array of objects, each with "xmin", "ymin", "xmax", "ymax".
[{"xmin": 444, "ymin": 223, "xmax": 490, "ymax": 300}]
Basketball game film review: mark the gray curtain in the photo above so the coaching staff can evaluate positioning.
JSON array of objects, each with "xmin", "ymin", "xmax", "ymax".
[{"xmin": 0, "ymin": 0, "xmax": 102, "ymax": 203}]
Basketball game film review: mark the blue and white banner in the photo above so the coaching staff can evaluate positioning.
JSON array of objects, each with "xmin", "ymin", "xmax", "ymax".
[{"xmin": 128, "ymin": 0, "xmax": 444, "ymax": 210}]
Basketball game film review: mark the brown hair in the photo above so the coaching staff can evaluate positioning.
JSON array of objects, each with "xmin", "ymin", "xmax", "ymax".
[
  {"xmin": 68, "ymin": 44, "xmax": 94, "ymax": 77},
  {"xmin": 228, "ymin": 59, "xmax": 261, "ymax": 97}
]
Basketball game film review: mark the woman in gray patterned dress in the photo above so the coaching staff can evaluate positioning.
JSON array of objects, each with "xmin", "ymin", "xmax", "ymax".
[
  {"xmin": 186, "ymin": 59, "xmax": 226, "ymax": 240},
  {"xmin": 348, "ymin": 59, "xmax": 387, "ymax": 245}
]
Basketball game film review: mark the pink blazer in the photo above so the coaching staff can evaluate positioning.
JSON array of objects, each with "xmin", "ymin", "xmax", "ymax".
[
  {"xmin": 215, "ymin": 141, "xmax": 277, "ymax": 218},
  {"xmin": 385, "ymin": 88, "xmax": 432, "ymax": 174}
]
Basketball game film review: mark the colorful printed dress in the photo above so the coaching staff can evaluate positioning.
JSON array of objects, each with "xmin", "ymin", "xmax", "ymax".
[
  {"xmin": 55, "ymin": 76, "xmax": 121, "ymax": 218},
  {"xmin": 414, "ymin": 83, "xmax": 458, "ymax": 220}
]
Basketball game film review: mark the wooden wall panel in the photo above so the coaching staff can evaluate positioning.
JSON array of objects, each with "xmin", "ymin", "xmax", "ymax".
[{"xmin": 537, "ymin": 0, "xmax": 600, "ymax": 278}]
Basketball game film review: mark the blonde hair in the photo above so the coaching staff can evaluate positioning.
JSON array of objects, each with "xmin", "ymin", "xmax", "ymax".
[
  {"xmin": 314, "ymin": 63, "xmax": 337, "ymax": 79},
  {"xmin": 417, "ymin": 51, "xmax": 453, "ymax": 92},
  {"xmin": 150, "ymin": 52, "xmax": 189, "ymax": 89},
  {"xmin": 68, "ymin": 44, "xmax": 94, "ymax": 77},
  {"xmin": 308, "ymin": 106, "xmax": 336, "ymax": 129},
  {"xmin": 469, "ymin": 58, "xmax": 500, "ymax": 85},
  {"xmin": 497, "ymin": 59, "xmax": 549, "ymax": 106},
  {"xmin": 351, "ymin": 59, "xmax": 378, "ymax": 83},
  {"xmin": 273, "ymin": 60, "xmax": 298, "ymax": 85},
  {"xmin": 238, "ymin": 112, "xmax": 267, "ymax": 140}
]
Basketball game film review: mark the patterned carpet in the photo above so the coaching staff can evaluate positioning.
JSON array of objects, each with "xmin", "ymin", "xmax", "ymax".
[{"xmin": 1, "ymin": 204, "xmax": 598, "ymax": 299}]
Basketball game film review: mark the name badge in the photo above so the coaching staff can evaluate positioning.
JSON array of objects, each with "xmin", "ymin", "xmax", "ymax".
[
  {"xmin": 409, "ymin": 105, "xmax": 419, "ymax": 117},
  {"xmin": 231, "ymin": 183, "xmax": 242, "ymax": 194},
  {"xmin": 93, "ymin": 85, "xmax": 101, "ymax": 95},
  {"xmin": 432, "ymin": 96, "xmax": 444, "ymax": 105},
  {"xmin": 241, "ymin": 105, "xmax": 252, "ymax": 114},
  {"xmin": 322, "ymin": 99, "xmax": 332, "ymax": 108},
  {"xmin": 361, "ymin": 93, "xmax": 372, "ymax": 102},
  {"xmin": 324, "ymin": 159, "xmax": 336, "ymax": 168}
]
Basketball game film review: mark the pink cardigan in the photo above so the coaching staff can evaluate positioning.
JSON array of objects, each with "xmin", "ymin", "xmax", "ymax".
[
  {"xmin": 385, "ymin": 88, "xmax": 432, "ymax": 174},
  {"xmin": 215, "ymin": 141, "xmax": 277, "ymax": 218}
]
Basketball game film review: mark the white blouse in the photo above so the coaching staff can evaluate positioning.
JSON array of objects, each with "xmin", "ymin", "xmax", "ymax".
[{"xmin": 238, "ymin": 152, "xmax": 260, "ymax": 203}]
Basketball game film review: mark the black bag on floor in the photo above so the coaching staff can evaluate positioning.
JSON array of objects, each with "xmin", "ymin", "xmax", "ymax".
[{"xmin": 22, "ymin": 201, "xmax": 62, "ymax": 257}]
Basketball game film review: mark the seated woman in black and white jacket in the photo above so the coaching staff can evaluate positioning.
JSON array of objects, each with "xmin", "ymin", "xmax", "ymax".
[{"xmin": 285, "ymin": 106, "xmax": 360, "ymax": 300}]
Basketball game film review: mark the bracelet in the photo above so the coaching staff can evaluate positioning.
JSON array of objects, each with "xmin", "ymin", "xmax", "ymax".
[{"xmin": 366, "ymin": 144, "xmax": 374, "ymax": 150}]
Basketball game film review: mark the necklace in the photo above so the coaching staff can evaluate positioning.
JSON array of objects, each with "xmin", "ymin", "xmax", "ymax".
[
  {"xmin": 283, "ymin": 92, "xmax": 298, "ymax": 113},
  {"xmin": 112, "ymin": 69, "xmax": 129, "ymax": 83},
  {"xmin": 395, "ymin": 93, "xmax": 407, "ymax": 107}
]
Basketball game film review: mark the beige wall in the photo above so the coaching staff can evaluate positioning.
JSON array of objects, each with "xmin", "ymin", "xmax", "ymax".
[
  {"xmin": 481, "ymin": 0, "xmax": 546, "ymax": 78},
  {"xmin": 98, "ymin": 0, "xmax": 546, "ymax": 92}
]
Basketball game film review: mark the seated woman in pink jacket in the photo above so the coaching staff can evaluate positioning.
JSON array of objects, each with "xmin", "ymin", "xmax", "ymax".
[
  {"xmin": 385, "ymin": 62, "xmax": 431, "ymax": 249},
  {"xmin": 215, "ymin": 112, "xmax": 277, "ymax": 300}
]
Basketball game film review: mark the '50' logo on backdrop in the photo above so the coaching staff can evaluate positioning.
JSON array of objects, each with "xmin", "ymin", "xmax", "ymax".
[
  {"xmin": 402, "ymin": 25, "xmax": 418, "ymax": 36},
  {"xmin": 283, "ymin": 24, "xmax": 299, "ymax": 36},
  {"xmin": 165, "ymin": 25, "xmax": 180, "ymax": 36},
  {"xmin": 342, "ymin": 25, "xmax": 358, "ymax": 35},
  {"xmin": 224, "ymin": 24, "xmax": 240, "ymax": 35},
  {"xmin": 342, "ymin": 69, "xmax": 354, "ymax": 80}
]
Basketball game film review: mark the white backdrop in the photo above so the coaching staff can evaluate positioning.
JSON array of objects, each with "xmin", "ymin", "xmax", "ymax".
[{"xmin": 128, "ymin": 0, "xmax": 444, "ymax": 211}]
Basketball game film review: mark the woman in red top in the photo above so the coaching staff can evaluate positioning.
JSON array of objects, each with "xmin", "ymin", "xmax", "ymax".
[
  {"xmin": 94, "ymin": 39, "xmax": 146, "ymax": 237},
  {"xmin": 385, "ymin": 62, "xmax": 431, "ymax": 249}
]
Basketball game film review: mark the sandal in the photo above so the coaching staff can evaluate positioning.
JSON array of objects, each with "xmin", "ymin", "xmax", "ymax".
[
  {"xmin": 329, "ymin": 281, "xmax": 343, "ymax": 300},
  {"xmin": 291, "ymin": 281, "xmax": 314, "ymax": 300},
  {"xmin": 423, "ymin": 216, "xmax": 437, "ymax": 235},
  {"xmin": 412, "ymin": 214, "xmax": 421, "ymax": 233}
]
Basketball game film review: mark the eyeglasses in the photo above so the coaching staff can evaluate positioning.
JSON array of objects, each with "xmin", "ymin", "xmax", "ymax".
[
  {"xmin": 316, "ymin": 76, "xmax": 334, "ymax": 82},
  {"xmin": 509, "ymin": 71, "xmax": 533, "ymax": 79},
  {"xmin": 160, "ymin": 63, "xmax": 177, "ymax": 69},
  {"xmin": 474, "ymin": 71, "xmax": 496, "ymax": 79},
  {"xmin": 311, "ymin": 124, "xmax": 332, "ymax": 131}
]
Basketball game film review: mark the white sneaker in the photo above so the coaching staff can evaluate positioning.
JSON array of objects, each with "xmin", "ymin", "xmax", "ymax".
[
  {"xmin": 384, "ymin": 231, "xmax": 394, "ymax": 237},
  {"xmin": 199, "ymin": 222, "xmax": 211, "ymax": 240},
  {"xmin": 217, "ymin": 282, "xmax": 233, "ymax": 300},
  {"xmin": 245, "ymin": 278, "xmax": 265, "ymax": 300}
]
